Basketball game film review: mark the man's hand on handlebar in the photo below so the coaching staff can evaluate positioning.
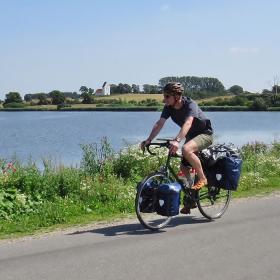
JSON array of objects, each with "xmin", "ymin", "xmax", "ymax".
[
  {"xmin": 169, "ymin": 140, "xmax": 179, "ymax": 155},
  {"xmin": 140, "ymin": 139, "xmax": 151, "ymax": 151},
  {"xmin": 140, "ymin": 139, "xmax": 181, "ymax": 157}
]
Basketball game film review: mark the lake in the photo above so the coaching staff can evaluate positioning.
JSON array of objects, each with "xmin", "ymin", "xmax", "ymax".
[{"xmin": 0, "ymin": 111, "xmax": 280, "ymax": 166}]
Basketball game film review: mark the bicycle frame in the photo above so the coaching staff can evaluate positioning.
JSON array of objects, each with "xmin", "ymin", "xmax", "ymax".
[
  {"xmin": 145, "ymin": 142, "xmax": 197, "ymax": 200},
  {"xmin": 160, "ymin": 152, "xmax": 184, "ymax": 185}
]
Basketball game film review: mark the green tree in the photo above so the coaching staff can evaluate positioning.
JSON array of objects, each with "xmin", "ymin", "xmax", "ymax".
[
  {"xmin": 79, "ymin": 86, "xmax": 88, "ymax": 94},
  {"xmin": 38, "ymin": 94, "xmax": 48, "ymax": 105},
  {"xmin": 132, "ymin": 84, "xmax": 140, "ymax": 93},
  {"xmin": 159, "ymin": 76, "xmax": 225, "ymax": 96},
  {"xmin": 262, "ymin": 89, "xmax": 271, "ymax": 94},
  {"xmin": 116, "ymin": 83, "xmax": 123, "ymax": 93},
  {"xmin": 123, "ymin": 84, "xmax": 132, "ymax": 93},
  {"xmin": 4, "ymin": 92, "xmax": 23, "ymax": 104},
  {"xmin": 272, "ymin": 85, "xmax": 280, "ymax": 94},
  {"xmin": 143, "ymin": 84, "xmax": 160, "ymax": 94},
  {"xmin": 49, "ymin": 90, "xmax": 65, "ymax": 105},
  {"xmin": 143, "ymin": 84, "xmax": 151, "ymax": 94},
  {"xmin": 24, "ymin": 94, "xmax": 33, "ymax": 102},
  {"xmin": 116, "ymin": 83, "xmax": 132, "ymax": 94},
  {"xmin": 62, "ymin": 92, "xmax": 80, "ymax": 99},
  {"xmin": 230, "ymin": 96, "xmax": 247, "ymax": 106},
  {"xmin": 229, "ymin": 85, "xmax": 244, "ymax": 95},
  {"xmin": 81, "ymin": 92, "xmax": 94, "ymax": 104},
  {"xmin": 249, "ymin": 97, "xmax": 268, "ymax": 111},
  {"xmin": 88, "ymin": 88, "xmax": 94, "ymax": 94},
  {"xmin": 110, "ymin": 84, "xmax": 118, "ymax": 94}
]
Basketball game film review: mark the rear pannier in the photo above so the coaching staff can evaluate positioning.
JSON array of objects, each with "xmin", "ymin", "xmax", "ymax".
[{"xmin": 201, "ymin": 144, "xmax": 242, "ymax": 191}]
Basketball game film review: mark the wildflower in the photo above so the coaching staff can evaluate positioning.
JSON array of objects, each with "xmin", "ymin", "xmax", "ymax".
[
  {"xmin": 2, "ymin": 162, "xmax": 17, "ymax": 174},
  {"xmin": 16, "ymin": 193, "xmax": 27, "ymax": 205}
]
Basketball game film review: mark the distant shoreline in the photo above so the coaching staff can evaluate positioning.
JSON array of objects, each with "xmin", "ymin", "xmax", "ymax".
[
  {"xmin": 0, "ymin": 107, "xmax": 160, "ymax": 112},
  {"xmin": 1, "ymin": 106, "xmax": 280, "ymax": 112}
]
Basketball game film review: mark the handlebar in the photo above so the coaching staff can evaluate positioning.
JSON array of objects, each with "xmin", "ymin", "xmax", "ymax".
[
  {"xmin": 142, "ymin": 138, "xmax": 182, "ymax": 158},
  {"xmin": 146, "ymin": 142, "xmax": 170, "ymax": 155}
]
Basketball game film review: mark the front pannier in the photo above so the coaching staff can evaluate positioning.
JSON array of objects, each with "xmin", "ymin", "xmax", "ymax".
[
  {"xmin": 156, "ymin": 183, "xmax": 181, "ymax": 216},
  {"xmin": 139, "ymin": 181, "xmax": 158, "ymax": 213}
]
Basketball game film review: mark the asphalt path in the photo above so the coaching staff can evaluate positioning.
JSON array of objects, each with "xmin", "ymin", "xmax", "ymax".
[{"xmin": 0, "ymin": 194, "xmax": 280, "ymax": 280}]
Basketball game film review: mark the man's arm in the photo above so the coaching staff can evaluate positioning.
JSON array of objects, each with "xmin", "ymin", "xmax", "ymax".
[
  {"xmin": 174, "ymin": 116, "xmax": 194, "ymax": 142},
  {"xmin": 169, "ymin": 116, "xmax": 194, "ymax": 154},
  {"xmin": 147, "ymin": 117, "xmax": 166, "ymax": 142},
  {"xmin": 141, "ymin": 118, "xmax": 166, "ymax": 149}
]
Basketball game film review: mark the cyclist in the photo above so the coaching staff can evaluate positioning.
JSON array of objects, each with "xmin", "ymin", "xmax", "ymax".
[{"xmin": 141, "ymin": 82, "xmax": 214, "ymax": 214}]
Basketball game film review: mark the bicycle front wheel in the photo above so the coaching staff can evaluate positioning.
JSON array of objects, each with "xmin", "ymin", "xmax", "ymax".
[
  {"xmin": 135, "ymin": 172, "xmax": 172, "ymax": 231},
  {"xmin": 197, "ymin": 185, "xmax": 231, "ymax": 220}
]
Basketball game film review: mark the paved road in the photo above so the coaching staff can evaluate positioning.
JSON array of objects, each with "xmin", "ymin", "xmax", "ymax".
[{"xmin": 1, "ymin": 194, "xmax": 280, "ymax": 280}]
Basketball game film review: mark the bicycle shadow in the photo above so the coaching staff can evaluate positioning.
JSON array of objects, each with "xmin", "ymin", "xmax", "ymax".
[{"xmin": 67, "ymin": 215, "xmax": 212, "ymax": 237}]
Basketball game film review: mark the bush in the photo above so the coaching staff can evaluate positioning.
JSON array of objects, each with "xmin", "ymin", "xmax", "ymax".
[
  {"xmin": 80, "ymin": 137, "xmax": 114, "ymax": 176},
  {"xmin": 3, "ymin": 102, "xmax": 26, "ymax": 108},
  {"xmin": 57, "ymin": 103, "xmax": 71, "ymax": 110},
  {"xmin": 229, "ymin": 85, "xmax": 243, "ymax": 95},
  {"xmin": 249, "ymin": 97, "xmax": 268, "ymax": 111}
]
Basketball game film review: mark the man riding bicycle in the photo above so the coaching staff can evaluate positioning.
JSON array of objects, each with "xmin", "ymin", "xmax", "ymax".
[{"xmin": 141, "ymin": 82, "xmax": 213, "ymax": 214}]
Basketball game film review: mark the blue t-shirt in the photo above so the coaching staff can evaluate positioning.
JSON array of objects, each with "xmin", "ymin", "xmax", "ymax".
[{"xmin": 160, "ymin": 96, "xmax": 213, "ymax": 138}]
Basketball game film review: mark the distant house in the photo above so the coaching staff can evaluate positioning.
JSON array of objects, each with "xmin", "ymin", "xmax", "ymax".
[
  {"xmin": 95, "ymin": 89, "xmax": 103, "ymax": 95},
  {"xmin": 95, "ymin": 82, "xmax": 110, "ymax": 96}
]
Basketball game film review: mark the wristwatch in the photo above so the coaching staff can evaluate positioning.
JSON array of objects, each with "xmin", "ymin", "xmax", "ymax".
[{"xmin": 174, "ymin": 137, "xmax": 181, "ymax": 143}]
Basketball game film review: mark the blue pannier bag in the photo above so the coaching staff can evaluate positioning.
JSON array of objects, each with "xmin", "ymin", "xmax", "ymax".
[
  {"xmin": 156, "ymin": 183, "xmax": 181, "ymax": 216},
  {"xmin": 202, "ymin": 144, "xmax": 242, "ymax": 191},
  {"xmin": 222, "ymin": 155, "xmax": 242, "ymax": 191},
  {"xmin": 139, "ymin": 181, "xmax": 158, "ymax": 213},
  {"xmin": 205, "ymin": 161, "xmax": 224, "ymax": 188}
]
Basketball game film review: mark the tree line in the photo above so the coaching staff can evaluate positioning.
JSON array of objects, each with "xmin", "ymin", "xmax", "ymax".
[
  {"xmin": 1, "ymin": 75, "xmax": 277, "ymax": 107},
  {"xmin": 200, "ymin": 93, "xmax": 280, "ymax": 110}
]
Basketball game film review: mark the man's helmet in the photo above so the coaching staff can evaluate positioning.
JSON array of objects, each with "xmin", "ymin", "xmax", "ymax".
[{"xmin": 163, "ymin": 82, "xmax": 184, "ymax": 96}]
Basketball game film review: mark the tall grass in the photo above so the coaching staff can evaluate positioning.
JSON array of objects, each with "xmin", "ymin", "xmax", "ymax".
[
  {"xmin": 236, "ymin": 141, "xmax": 280, "ymax": 197},
  {"xmin": 0, "ymin": 139, "xmax": 280, "ymax": 238}
]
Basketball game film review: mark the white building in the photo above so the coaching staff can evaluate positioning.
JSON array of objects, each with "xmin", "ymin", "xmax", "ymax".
[{"xmin": 95, "ymin": 82, "xmax": 110, "ymax": 96}]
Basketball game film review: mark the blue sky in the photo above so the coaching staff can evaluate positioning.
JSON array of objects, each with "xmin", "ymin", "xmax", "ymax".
[{"xmin": 0, "ymin": 0, "xmax": 279, "ymax": 99}]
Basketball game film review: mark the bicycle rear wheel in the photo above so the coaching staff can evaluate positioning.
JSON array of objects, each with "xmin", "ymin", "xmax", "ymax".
[
  {"xmin": 197, "ymin": 185, "xmax": 231, "ymax": 220},
  {"xmin": 135, "ymin": 172, "xmax": 172, "ymax": 231}
]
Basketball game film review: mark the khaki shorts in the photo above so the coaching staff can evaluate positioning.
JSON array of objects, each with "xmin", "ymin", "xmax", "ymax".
[
  {"xmin": 186, "ymin": 133, "xmax": 214, "ymax": 151},
  {"xmin": 181, "ymin": 134, "xmax": 213, "ymax": 168}
]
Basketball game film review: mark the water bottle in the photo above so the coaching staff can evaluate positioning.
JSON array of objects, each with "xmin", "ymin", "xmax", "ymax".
[
  {"xmin": 177, "ymin": 170, "xmax": 194, "ymax": 189},
  {"xmin": 188, "ymin": 168, "xmax": 196, "ymax": 188}
]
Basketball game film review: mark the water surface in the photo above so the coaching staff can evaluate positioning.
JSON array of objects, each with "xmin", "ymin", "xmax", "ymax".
[{"xmin": 0, "ymin": 111, "xmax": 279, "ymax": 166}]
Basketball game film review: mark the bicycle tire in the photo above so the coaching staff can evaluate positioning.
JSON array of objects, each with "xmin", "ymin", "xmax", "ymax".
[
  {"xmin": 197, "ymin": 185, "xmax": 231, "ymax": 220},
  {"xmin": 135, "ymin": 172, "xmax": 172, "ymax": 231}
]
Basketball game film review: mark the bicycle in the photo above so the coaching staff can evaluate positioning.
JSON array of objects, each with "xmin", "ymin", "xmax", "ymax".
[{"xmin": 135, "ymin": 139, "xmax": 231, "ymax": 231}]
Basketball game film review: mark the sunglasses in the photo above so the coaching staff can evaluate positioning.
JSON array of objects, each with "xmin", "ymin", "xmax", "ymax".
[{"xmin": 163, "ymin": 94, "xmax": 172, "ymax": 99}]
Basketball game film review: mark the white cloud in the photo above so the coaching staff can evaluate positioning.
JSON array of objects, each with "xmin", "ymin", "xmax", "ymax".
[
  {"xmin": 160, "ymin": 4, "xmax": 170, "ymax": 12},
  {"xmin": 229, "ymin": 47, "xmax": 260, "ymax": 54}
]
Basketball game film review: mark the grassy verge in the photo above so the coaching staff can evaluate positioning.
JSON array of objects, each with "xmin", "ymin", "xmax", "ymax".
[{"xmin": 1, "ymin": 140, "xmax": 280, "ymax": 240}]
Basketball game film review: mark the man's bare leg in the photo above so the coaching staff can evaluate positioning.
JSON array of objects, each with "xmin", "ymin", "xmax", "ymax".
[{"xmin": 182, "ymin": 140, "xmax": 207, "ymax": 190}]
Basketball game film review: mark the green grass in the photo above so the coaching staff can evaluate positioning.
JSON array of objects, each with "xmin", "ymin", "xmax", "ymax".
[
  {"xmin": 1, "ymin": 140, "xmax": 280, "ymax": 240},
  {"xmin": 0, "ymin": 200, "xmax": 133, "ymax": 239},
  {"xmin": 95, "ymin": 93, "xmax": 164, "ymax": 102},
  {"xmin": 25, "ymin": 104, "xmax": 57, "ymax": 110}
]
